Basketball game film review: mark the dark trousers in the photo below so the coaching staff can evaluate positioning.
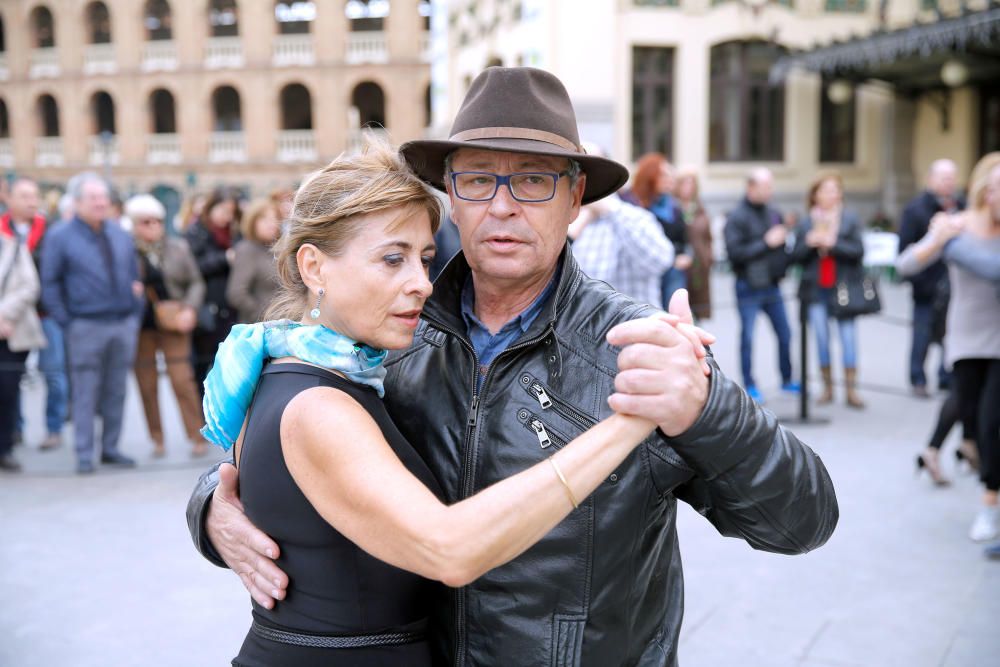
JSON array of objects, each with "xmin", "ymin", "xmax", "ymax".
[
  {"xmin": 65, "ymin": 316, "xmax": 139, "ymax": 464},
  {"xmin": 952, "ymin": 359, "xmax": 1000, "ymax": 492},
  {"xmin": 910, "ymin": 301, "xmax": 949, "ymax": 388},
  {"xmin": 0, "ymin": 340, "xmax": 28, "ymax": 458},
  {"xmin": 735, "ymin": 279, "xmax": 793, "ymax": 388}
]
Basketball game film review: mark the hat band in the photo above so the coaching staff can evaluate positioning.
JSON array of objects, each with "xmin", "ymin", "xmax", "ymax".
[{"xmin": 449, "ymin": 127, "xmax": 579, "ymax": 153}]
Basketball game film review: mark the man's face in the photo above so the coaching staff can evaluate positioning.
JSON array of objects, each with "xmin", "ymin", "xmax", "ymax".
[
  {"xmin": 75, "ymin": 180, "xmax": 111, "ymax": 226},
  {"xmin": 446, "ymin": 148, "xmax": 585, "ymax": 288},
  {"xmin": 8, "ymin": 181, "xmax": 40, "ymax": 222},
  {"xmin": 747, "ymin": 175, "xmax": 773, "ymax": 205},
  {"xmin": 928, "ymin": 165, "xmax": 958, "ymax": 199}
]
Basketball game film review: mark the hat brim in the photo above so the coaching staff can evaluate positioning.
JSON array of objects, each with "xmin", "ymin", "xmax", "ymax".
[{"xmin": 399, "ymin": 137, "xmax": 629, "ymax": 205}]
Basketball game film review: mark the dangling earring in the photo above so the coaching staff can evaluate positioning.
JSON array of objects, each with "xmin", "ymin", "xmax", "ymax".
[{"xmin": 310, "ymin": 288, "xmax": 325, "ymax": 320}]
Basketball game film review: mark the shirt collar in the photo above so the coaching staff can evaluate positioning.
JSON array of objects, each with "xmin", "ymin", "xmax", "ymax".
[{"xmin": 460, "ymin": 262, "xmax": 562, "ymax": 335}]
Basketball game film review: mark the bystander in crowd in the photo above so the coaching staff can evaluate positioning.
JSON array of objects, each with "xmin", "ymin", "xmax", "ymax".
[
  {"xmin": 129, "ymin": 194, "xmax": 208, "ymax": 459},
  {"xmin": 674, "ymin": 167, "xmax": 713, "ymax": 320},
  {"xmin": 227, "ymin": 199, "xmax": 282, "ymax": 324}
]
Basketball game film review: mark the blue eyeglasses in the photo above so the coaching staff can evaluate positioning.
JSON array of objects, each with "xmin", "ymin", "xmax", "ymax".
[{"xmin": 450, "ymin": 171, "xmax": 570, "ymax": 202}]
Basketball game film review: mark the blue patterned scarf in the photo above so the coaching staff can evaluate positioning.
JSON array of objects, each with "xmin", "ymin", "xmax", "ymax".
[{"xmin": 201, "ymin": 320, "xmax": 388, "ymax": 451}]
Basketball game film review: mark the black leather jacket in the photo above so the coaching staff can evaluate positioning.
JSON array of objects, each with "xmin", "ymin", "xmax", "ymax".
[{"xmin": 186, "ymin": 246, "xmax": 838, "ymax": 667}]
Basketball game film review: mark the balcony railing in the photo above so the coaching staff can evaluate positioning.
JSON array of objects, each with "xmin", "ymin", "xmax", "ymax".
[
  {"xmin": 347, "ymin": 127, "xmax": 389, "ymax": 153},
  {"xmin": 205, "ymin": 37, "xmax": 244, "ymax": 69},
  {"xmin": 29, "ymin": 48, "xmax": 60, "ymax": 78},
  {"xmin": 147, "ymin": 133, "xmax": 182, "ymax": 165},
  {"xmin": 83, "ymin": 43, "xmax": 117, "ymax": 75},
  {"xmin": 209, "ymin": 131, "xmax": 247, "ymax": 163},
  {"xmin": 273, "ymin": 34, "xmax": 315, "ymax": 67},
  {"xmin": 0, "ymin": 53, "xmax": 8, "ymax": 81},
  {"xmin": 0, "ymin": 139, "xmax": 13, "ymax": 169},
  {"xmin": 89, "ymin": 135, "xmax": 120, "ymax": 167},
  {"xmin": 277, "ymin": 130, "xmax": 317, "ymax": 163},
  {"xmin": 346, "ymin": 32, "xmax": 388, "ymax": 64},
  {"xmin": 35, "ymin": 137, "xmax": 64, "ymax": 167},
  {"xmin": 142, "ymin": 40, "xmax": 178, "ymax": 71},
  {"xmin": 419, "ymin": 32, "xmax": 432, "ymax": 62}
]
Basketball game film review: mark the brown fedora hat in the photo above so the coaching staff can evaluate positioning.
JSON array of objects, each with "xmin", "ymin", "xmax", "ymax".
[{"xmin": 399, "ymin": 67, "xmax": 628, "ymax": 205}]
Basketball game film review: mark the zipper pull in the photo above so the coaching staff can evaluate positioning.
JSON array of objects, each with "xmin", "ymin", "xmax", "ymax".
[
  {"xmin": 530, "ymin": 419, "xmax": 552, "ymax": 449},
  {"xmin": 531, "ymin": 382, "xmax": 553, "ymax": 409},
  {"xmin": 468, "ymin": 396, "xmax": 480, "ymax": 427}
]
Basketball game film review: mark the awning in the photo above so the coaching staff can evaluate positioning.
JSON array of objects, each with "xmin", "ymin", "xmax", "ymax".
[{"xmin": 771, "ymin": 6, "xmax": 1000, "ymax": 92}]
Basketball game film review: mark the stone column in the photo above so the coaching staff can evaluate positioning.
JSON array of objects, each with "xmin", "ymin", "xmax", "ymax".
[{"xmin": 881, "ymin": 94, "xmax": 917, "ymax": 220}]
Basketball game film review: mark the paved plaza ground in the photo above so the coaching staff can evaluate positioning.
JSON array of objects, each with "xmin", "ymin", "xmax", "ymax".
[{"xmin": 1, "ymin": 273, "xmax": 998, "ymax": 667}]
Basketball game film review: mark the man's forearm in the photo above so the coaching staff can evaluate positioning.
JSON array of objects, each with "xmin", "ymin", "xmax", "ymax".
[
  {"xmin": 186, "ymin": 459, "xmax": 229, "ymax": 568},
  {"xmin": 668, "ymin": 360, "xmax": 839, "ymax": 554}
]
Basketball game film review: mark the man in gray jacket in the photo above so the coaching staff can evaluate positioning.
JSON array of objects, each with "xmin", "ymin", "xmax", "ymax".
[{"xmin": 187, "ymin": 67, "xmax": 837, "ymax": 666}]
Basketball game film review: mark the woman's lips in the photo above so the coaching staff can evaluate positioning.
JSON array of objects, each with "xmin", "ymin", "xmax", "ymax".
[{"xmin": 393, "ymin": 311, "xmax": 422, "ymax": 327}]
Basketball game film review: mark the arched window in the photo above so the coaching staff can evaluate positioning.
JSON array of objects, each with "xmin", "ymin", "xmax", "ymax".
[
  {"xmin": 91, "ymin": 91, "xmax": 116, "ymax": 135},
  {"xmin": 209, "ymin": 0, "xmax": 239, "ymax": 37},
  {"xmin": 31, "ymin": 5, "xmax": 56, "ymax": 48},
  {"xmin": 351, "ymin": 81, "xmax": 385, "ymax": 127},
  {"xmin": 37, "ymin": 94, "xmax": 60, "ymax": 136},
  {"xmin": 144, "ymin": 0, "xmax": 172, "ymax": 40},
  {"xmin": 86, "ymin": 2, "xmax": 112, "ymax": 44},
  {"xmin": 632, "ymin": 46, "xmax": 675, "ymax": 161},
  {"xmin": 0, "ymin": 14, "xmax": 7, "ymax": 53},
  {"xmin": 213, "ymin": 86, "xmax": 242, "ymax": 131},
  {"xmin": 0, "ymin": 99, "xmax": 9, "ymax": 138},
  {"xmin": 709, "ymin": 41, "xmax": 786, "ymax": 162},
  {"xmin": 485, "ymin": 56, "xmax": 503, "ymax": 68},
  {"xmin": 150, "ymin": 88, "xmax": 176, "ymax": 133},
  {"xmin": 346, "ymin": 0, "xmax": 388, "ymax": 32},
  {"xmin": 275, "ymin": 1, "xmax": 314, "ymax": 34},
  {"xmin": 280, "ymin": 83, "xmax": 313, "ymax": 130}
]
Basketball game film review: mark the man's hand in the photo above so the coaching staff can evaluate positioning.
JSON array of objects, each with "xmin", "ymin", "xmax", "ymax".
[
  {"xmin": 764, "ymin": 224, "xmax": 787, "ymax": 248},
  {"xmin": 132, "ymin": 280, "xmax": 144, "ymax": 298},
  {"xmin": 0, "ymin": 317, "xmax": 12, "ymax": 339},
  {"xmin": 674, "ymin": 253, "xmax": 693, "ymax": 271},
  {"xmin": 175, "ymin": 306, "xmax": 197, "ymax": 333},
  {"xmin": 929, "ymin": 212, "xmax": 963, "ymax": 244},
  {"xmin": 206, "ymin": 462, "xmax": 288, "ymax": 609},
  {"xmin": 606, "ymin": 290, "xmax": 712, "ymax": 437}
]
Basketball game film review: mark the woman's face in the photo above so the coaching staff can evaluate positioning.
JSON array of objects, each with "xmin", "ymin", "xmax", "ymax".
[
  {"xmin": 133, "ymin": 216, "xmax": 165, "ymax": 244},
  {"xmin": 675, "ymin": 176, "xmax": 696, "ymax": 202},
  {"xmin": 815, "ymin": 179, "xmax": 842, "ymax": 210},
  {"xmin": 208, "ymin": 199, "xmax": 235, "ymax": 227},
  {"xmin": 656, "ymin": 163, "xmax": 675, "ymax": 195},
  {"xmin": 255, "ymin": 207, "xmax": 281, "ymax": 245},
  {"xmin": 311, "ymin": 206, "xmax": 436, "ymax": 350}
]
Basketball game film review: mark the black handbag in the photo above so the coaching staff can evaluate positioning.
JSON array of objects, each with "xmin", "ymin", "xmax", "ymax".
[{"xmin": 829, "ymin": 265, "xmax": 881, "ymax": 318}]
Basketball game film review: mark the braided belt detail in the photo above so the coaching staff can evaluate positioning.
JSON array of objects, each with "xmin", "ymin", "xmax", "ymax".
[{"xmin": 251, "ymin": 620, "xmax": 425, "ymax": 649}]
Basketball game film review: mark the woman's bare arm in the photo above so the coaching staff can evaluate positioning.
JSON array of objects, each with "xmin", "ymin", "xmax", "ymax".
[{"xmin": 281, "ymin": 387, "xmax": 653, "ymax": 588}]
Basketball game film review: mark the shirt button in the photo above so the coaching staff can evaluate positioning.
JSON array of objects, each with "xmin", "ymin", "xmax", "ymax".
[
  {"xmin": 479, "ymin": 365, "xmax": 489, "ymax": 375},
  {"xmin": 609, "ymin": 473, "xmax": 619, "ymax": 483}
]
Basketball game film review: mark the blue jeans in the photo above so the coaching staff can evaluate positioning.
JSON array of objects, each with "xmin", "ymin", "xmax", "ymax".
[
  {"xmin": 910, "ymin": 301, "xmax": 949, "ymax": 388},
  {"xmin": 660, "ymin": 267, "xmax": 688, "ymax": 311},
  {"xmin": 38, "ymin": 317, "xmax": 69, "ymax": 435},
  {"xmin": 808, "ymin": 289, "xmax": 857, "ymax": 369},
  {"xmin": 735, "ymin": 279, "xmax": 793, "ymax": 388}
]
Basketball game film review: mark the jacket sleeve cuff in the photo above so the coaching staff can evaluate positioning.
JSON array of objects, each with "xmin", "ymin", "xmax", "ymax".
[
  {"xmin": 656, "ymin": 358, "xmax": 770, "ymax": 478},
  {"xmin": 186, "ymin": 460, "xmax": 229, "ymax": 569}
]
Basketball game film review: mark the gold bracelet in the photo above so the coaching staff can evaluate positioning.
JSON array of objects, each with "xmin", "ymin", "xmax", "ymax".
[{"xmin": 549, "ymin": 457, "xmax": 579, "ymax": 509}]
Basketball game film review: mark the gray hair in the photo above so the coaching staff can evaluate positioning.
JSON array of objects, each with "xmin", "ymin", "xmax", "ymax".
[
  {"xmin": 66, "ymin": 171, "xmax": 110, "ymax": 202},
  {"xmin": 57, "ymin": 193, "xmax": 75, "ymax": 219},
  {"xmin": 124, "ymin": 194, "xmax": 166, "ymax": 221},
  {"xmin": 443, "ymin": 152, "xmax": 583, "ymax": 192}
]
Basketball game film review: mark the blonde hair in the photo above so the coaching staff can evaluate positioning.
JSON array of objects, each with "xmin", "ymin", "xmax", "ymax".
[
  {"xmin": 675, "ymin": 167, "xmax": 700, "ymax": 202},
  {"xmin": 265, "ymin": 137, "xmax": 442, "ymax": 320},
  {"xmin": 240, "ymin": 199, "xmax": 279, "ymax": 243},
  {"xmin": 968, "ymin": 152, "xmax": 1000, "ymax": 211}
]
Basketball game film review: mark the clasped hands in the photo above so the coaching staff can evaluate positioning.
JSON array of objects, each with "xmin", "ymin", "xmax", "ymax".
[{"xmin": 606, "ymin": 289, "xmax": 714, "ymax": 437}]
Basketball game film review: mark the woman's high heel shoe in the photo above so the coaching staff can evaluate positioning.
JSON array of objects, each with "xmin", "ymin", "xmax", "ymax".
[
  {"xmin": 956, "ymin": 439, "xmax": 980, "ymax": 472},
  {"xmin": 917, "ymin": 448, "xmax": 950, "ymax": 486}
]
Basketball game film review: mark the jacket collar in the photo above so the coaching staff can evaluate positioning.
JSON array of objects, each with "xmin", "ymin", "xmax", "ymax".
[
  {"xmin": 423, "ymin": 243, "xmax": 582, "ymax": 340},
  {"xmin": 0, "ymin": 212, "xmax": 47, "ymax": 252}
]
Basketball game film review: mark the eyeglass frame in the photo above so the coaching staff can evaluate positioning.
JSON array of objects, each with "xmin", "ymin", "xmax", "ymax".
[{"xmin": 449, "ymin": 170, "xmax": 572, "ymax": 203}]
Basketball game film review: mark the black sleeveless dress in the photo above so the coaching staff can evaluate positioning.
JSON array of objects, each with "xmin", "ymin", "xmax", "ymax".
[{"xmin": 233, "ymin": 363, "xmax": 444, "ymax": 667}]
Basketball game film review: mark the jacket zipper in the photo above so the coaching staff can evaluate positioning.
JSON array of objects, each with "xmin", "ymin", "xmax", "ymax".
[
  {"xmin": 520, "ymin": 373, "xmax": 597, "ymax": 432},
  {"xmin": 421, "ymin": 316, "xmax": 557, "ymax": 667},
  {"xmin": 517, "ymin": 410, "xmax": 569, "ymax": 450}
]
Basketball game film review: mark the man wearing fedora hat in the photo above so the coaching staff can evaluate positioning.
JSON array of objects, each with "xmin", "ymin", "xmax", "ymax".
[{"xmin": 187, "ymin": 67, "xmax": 837, "ymax": 666}]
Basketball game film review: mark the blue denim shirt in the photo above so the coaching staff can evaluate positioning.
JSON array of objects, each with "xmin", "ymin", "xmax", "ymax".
[
  {"xmin": 461, "ymin": 267, "xmax": 560, "ymax": 390},
  {"xmin": 40, "ymin": 217, "xmax": 142, "ymax": 326}
]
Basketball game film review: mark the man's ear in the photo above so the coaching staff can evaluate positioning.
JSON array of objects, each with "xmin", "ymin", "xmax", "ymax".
[{"xmin": 569, "ymin": 173, "xmax": 587, "ymax": 218}]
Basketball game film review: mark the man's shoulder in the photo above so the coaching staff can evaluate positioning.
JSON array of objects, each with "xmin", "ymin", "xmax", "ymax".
[{"xmin": 555, "ymin": 275, "xmax": 656, "ymax": 342}]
